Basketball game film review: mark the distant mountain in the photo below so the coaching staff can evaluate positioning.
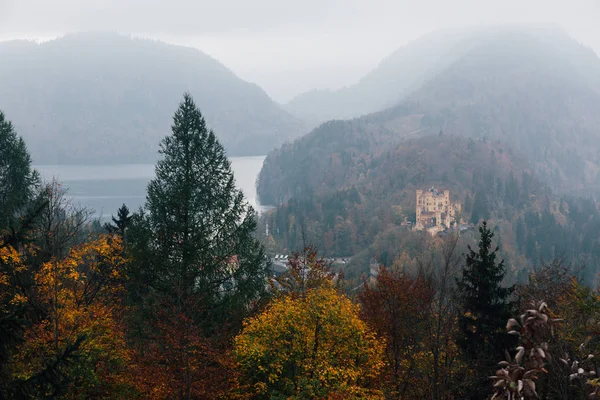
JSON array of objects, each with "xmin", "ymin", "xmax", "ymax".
[
  {"xmin": 0, "ymin": 33, "xmax": 305, "ymax": 164},
  {"xmin": 284, "ymin": 25, "xmax": 600, "ymax": 127},
  {"xmin": 284, "ymin": 29, "xmax": 474, "ymax": 124},
  {"xmin": 259, "ymin": 27, "xmax": 600, "ymax": 204}
]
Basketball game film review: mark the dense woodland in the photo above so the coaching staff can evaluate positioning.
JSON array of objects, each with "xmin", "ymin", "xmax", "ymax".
[
  {"xmin": 3, "ymin": 93, "xmax": 600, "ymax": 399},
  {"xmin": 258, "ymin": 28, "xmax": 600, "ymax": 285},
  {"xmin": 259, "ymin": 133, "xmax": 600, "ymax": 284}
]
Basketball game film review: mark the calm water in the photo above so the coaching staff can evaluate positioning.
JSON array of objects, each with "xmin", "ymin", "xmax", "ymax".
[{"xmin": 35, "ymin": 156, "xmax": 270, "ymax": 220}]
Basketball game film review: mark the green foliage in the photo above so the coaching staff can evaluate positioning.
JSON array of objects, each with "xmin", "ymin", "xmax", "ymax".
[
  {"xmin": 0, "ymin": 110, "xmax": 39, "ymax": 230},
  {"xmin": 104, "ymin": 204, "xmax": 132, "ymax": 237},
  {"xmin": 128, "ymin": 93, "xmax": 269, "ymax": 332},
  {"xmin": 456, "ymin": 221, "xmax": 515, "ymax": 398},
  {"xmin": 470, "ymin": 192, "xmax": 488, "ymax": 224}
]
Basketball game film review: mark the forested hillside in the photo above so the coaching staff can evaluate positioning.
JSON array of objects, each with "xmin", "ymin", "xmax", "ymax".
[
  {"xmin": 260, "ymin": 28, "xmax": 600, "ymax": 204},
  {"xmin": 258, "ymin": 27, "xmax": 600, "ymax": 283},
  {"xmin": 0, "ymin": 33, "xmax": 305, "ymax": 163},
  {"xmin": 259, "ymin": 134, "xmax": 600, "ymax": 283},
  {"xmin": 3, "ymin": 60, "xmax": 600, "ymax": 400}
]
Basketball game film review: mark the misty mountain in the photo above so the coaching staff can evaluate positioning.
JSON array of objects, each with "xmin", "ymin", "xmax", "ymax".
[
  {"xmin": 284, "ymin": 25, "xmax": 600, "ymax": 127},
  {"xmin": 283, "ymin": 29, "xmax": 474, "ymax": 125},
  {"xmin": 258, "ymin": 27, "xmax": 600, "ymax": 281},
  {"xmin": 0, "ymin": 32, "xmax": 305, "ymax": 164},
  {"xmin": 259, "ymin": 27, "xmax": 600, "ymax": 204}
]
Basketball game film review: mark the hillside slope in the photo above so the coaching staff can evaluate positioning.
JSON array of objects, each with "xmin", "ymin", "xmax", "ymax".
[
  {"xmin": 0, "ymin": 33, "xmax": 305, "ymax": 163},
  {"xmin": 259, "ymin": 134, "xmax": 600, "ymax": 282},
  {"xmin": 259, "ymin": 28, "xmax": 600, "ymax": 204}
]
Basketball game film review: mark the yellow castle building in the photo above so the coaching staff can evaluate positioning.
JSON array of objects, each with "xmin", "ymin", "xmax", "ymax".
[{"xmin": 415, "ymin": 186, "xmax": 462, "ymax": 235}]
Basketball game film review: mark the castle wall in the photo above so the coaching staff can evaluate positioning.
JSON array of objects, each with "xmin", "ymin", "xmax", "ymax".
[{"xmin": 415, "ymin": 187, "xmax": 461, "ymax": 231}]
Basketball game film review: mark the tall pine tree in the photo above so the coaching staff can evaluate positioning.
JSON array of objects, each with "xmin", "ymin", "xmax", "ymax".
[
  {"xmin": 126, "ymin": 94, "xmax": 270, "ymax": 398},
  {"xmin": 456, "ymin": 221, "xmax": 514, "ymax": 399},
  {"xmin": 470, "ymin": 191, "xmax": 489, "ymax": 224},
  {"xmin": 129, "ymin": 93, "xmax": 268, "ymax": 331},
  {"xmin": 0, "ymin": 111, "xmax": 39, "ymax": 230}
]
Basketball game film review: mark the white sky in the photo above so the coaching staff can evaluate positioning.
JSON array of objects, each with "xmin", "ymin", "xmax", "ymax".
[{"xmin": 1, "ymin": 0, "xmax": 599, "ymax": 102}]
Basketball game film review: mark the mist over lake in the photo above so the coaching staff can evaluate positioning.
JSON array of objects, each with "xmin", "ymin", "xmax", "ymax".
[{"xmin": 35, "ymin": 156, "xmax": 269, "ymax": 219}]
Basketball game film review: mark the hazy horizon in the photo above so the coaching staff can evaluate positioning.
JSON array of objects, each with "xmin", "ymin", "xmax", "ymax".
[{"xmin": 1, "ymin": 0, "xmax": 599, "ymax": 102}]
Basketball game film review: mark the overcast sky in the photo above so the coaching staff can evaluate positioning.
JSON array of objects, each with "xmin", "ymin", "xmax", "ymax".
[{"xmin": 1, "ymin": 0, "xmax": 599, "ymax": 102}]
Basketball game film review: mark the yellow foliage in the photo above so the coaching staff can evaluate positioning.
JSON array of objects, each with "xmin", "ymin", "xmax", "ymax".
[
  {"xmin": 13, "ymin": 235, "xmax": 135, "ymax": 398},
  {"xmin": 0, "ymin": 244, "xmax": 28, "ymax": 313},
  {"xmin": 234, "ymin": 287, "xmax": 385, "ymax": 399}
]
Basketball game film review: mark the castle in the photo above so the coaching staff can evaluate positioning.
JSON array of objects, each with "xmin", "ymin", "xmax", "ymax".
[{"xmin": 414, "ymin": 187, "xmax": 462, "ymax": 235}]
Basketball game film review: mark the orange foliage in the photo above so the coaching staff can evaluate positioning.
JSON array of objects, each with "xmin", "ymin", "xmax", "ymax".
[
  {"xmin": 129, "ymin": 298, "xmax": 238, "ymax": 400},
  {"xmin": 359, "ymin": 266, "xmax": 441, "ymax": 398},
  {"xmin": 13, "ymin": 235, "xmax": 137, "ymax": 398}
]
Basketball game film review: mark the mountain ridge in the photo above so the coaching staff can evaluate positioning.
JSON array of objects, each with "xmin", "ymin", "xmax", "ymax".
[
  {"xmin": 259, "ymin": 27, "xmax": 600, "ymax": 205},
  {"xmin": 284, "ymin": 25, "xmax": 600, "ymax": 126},
  {"xmin": 0, "ymin": 32, "xmax": 305, "ymax": 164}
]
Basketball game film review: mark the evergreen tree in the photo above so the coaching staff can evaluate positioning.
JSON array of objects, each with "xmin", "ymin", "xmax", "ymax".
[
  {"xmin": 129, "ymin": 93, "xmax": 268, "ymax": 331},
  {"xmin": 456, "ymin": 221, "xmax": 514, "ymax": 399},
  {"xmin": 464, "ymin": 193, "xmax": 472, "ymax": 214},
  {"xmin": 516, "ymin": 217, "xmax": 526, "ymax": 253},
  {"xmin": 470, "ymin": 192, "xmax": 488, "ymax": 224},
  {"xmin": 505, "ymin": 171, "xmax": 519, "ymax": 206},
  {"xmin": 104, "ymin": 203, "xmax": 132, "ymax": 237},
  {"xmin": 0, "ymin": 111, "xmax": 39, "ymax": 230}
]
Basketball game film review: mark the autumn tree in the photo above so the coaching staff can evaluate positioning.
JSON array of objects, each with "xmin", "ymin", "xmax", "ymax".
[
  {"xmin": 420, "ymin": 234, "xmax": 466, "ymax": 400},
  {"xmin": 359, "ymin": 235, "xmax": 466, "ymax": 400},
  {"xmin": 12, "ymin": 235, "xmax": 135, "ymax": 399},
  {"xmin": 234, "ymin": 285, "xmax": 385, "ymax": 399},
  {"xmin": 515, "ymin": 263, "xmax": 600, "ymax": 399},
  {"xmin": 359, "ymin": 266, "xmax": 434, "ymax": 398},
  {"xmin": 127, "ymin": 93, "xmax": 269, "ymax": 398},
  {"xmin": 269, "ymin": 246, "xmax": 337, "ymax": 298},
  {"xmin": 456, "ymin": 221, "xmax": 514, "ymax": 399},
  {"xmin": 34, "ymin": 179, "xmax": 92, "ymax": 264},
  {"xmin": 0, "ymin": 110, "xmax": 50, "ymax": 397}
]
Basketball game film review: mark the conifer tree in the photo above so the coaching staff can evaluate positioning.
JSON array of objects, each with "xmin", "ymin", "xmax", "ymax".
[
  {"xmin": 0, "ymin": 111, "xmax": 39, "ymax": 230},
  {"xmin": 470, "ymin": 192, "xmax": 488, "ymax": 224},
  {"xmin": 456, "ymin": 221, "xmax": 514, "ymax": 398},
  {"xmin": 129, "ymin": 93, "xmax": 268, "ymax": 331},
  {"xmin": 104, "ymin": 204, "xmax": 132, "ymax": 237}
]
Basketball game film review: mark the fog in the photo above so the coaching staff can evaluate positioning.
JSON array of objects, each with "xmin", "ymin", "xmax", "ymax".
[{"xmin": 1, "ymin": 0, "xmax": 599, "ymax": 101}]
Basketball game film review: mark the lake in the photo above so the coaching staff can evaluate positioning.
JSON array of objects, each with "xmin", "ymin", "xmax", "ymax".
[{"xmin": 35, "ymin": 156, "xmax": 270, "ymax": 220}]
